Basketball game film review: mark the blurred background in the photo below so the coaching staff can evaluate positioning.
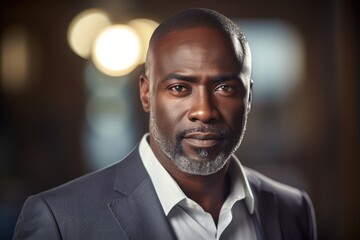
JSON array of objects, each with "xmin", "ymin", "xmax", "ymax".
[{"xmin": 0, "ymin": 0, "xmax": 358, "ymax": 239}]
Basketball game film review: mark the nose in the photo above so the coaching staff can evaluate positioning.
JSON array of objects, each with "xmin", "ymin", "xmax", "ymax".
[{"xmin": 187, "ymin": 88, "xmax": 219, "ymax": 123}]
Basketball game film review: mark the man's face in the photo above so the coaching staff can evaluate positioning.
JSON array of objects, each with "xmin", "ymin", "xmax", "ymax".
[{"xmin": 141, "ymin": 27, "xmax": 252, "ymax": 176}]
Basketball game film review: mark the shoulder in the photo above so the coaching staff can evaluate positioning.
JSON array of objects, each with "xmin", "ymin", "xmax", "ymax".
[
  {"xmin": 245, "ymin": 167, "xmax": 309, "ymax": 204},
  {"xmin": 37, "ymin": 146, "xmax": 141, "ymax": 202},
  {"xmin": 20, "ymin": 146, "xmax": 140, "ymax": 215},
  {"xmin": 40, "ymin": 161, "xmax": 118, "ymax": 202},
  {"xmin": 245, "ymin": 167, "xmax": 317, "ymax": 240},
  {"xmin": 13, "ymin": 164, "xmax": 119, "ymax": 239},
  {"xmin": 13, "ymin": 148, "xmax": 141, "ymax": 239}
]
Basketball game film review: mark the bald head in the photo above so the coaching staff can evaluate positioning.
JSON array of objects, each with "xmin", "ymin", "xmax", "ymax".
[
  {"xmin": 146, "ymin": 8, "xmax": 251, "ymax": 75},
  {"xmin": 149, "ymin": 8, "xmax": 246, "ymax": 45}
]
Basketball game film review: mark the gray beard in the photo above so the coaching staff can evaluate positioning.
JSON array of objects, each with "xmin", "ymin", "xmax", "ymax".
[{"xmin": 149, "ymin": 110, "xmax": 248, "ymax": 176}]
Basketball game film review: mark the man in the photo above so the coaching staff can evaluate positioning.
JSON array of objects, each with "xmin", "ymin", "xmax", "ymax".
[{"xmin": 13, "ymin": 8, "xmax": 316, "ymax": 240}]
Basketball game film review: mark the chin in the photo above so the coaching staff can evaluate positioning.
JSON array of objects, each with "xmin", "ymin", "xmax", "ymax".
[{"xmin": 173, "ymin": 151, "xmax": 231, "ymax": 176}]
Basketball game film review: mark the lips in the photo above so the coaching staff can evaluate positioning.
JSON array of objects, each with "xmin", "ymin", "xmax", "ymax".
[{"xmin": 182, "ymin": 132, "xmax": 224, "ymax": 148}]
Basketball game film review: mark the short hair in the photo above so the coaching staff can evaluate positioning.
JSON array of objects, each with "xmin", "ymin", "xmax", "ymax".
[{"xmin": 146, "ymin": 8, "xmax": 250, "ymax": 71}]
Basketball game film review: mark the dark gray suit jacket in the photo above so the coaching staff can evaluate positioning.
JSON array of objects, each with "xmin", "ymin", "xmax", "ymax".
[{"xmin": 13, "ymin": 147, "xmax": 316, "ymax": 240}]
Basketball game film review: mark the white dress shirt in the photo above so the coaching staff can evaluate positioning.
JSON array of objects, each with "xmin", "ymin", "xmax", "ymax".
[{"xmin": 139, "ymin": 134, "xmax": 257, "ymax": 240}]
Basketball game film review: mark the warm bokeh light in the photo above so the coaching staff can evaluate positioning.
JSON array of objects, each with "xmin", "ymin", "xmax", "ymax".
[
  {"xmin": 1, "ymin": 26, "xmax": 29, "ymax": 93},
  {"xmin": 128, "ymin": 18, "xmax": 159, "ymax": 63},
  {"xmin": 92, "ymin": 25, "xmax": 141, "ymax": 76},
  {"xmin": 67, "ymin": 8, "xmax": 111, "ymax": 59}
]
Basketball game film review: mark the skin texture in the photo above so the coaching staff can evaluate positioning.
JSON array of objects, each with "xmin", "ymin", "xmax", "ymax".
[{"xmin": 140, "ymin": 27, "xmax": 252, "ymax": 223}]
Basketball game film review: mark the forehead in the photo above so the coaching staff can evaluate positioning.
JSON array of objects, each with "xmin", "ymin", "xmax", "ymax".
[{"xmin": 148, "ymin": 27, "xmax": 244, "ymax": 75}]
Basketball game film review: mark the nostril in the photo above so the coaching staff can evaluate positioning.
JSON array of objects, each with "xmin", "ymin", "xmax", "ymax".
[{"xmin": 188, "ymin": 107, "xmax": 219, "ymax": 123}]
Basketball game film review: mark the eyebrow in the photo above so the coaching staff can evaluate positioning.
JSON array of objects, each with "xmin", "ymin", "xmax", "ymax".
[
  {"xmin": 162, "ymin": 73, "xmax": 242, "ymax": 83},
  {"xmin": 213, "ymin": 75, "xmax": 242, "ymax": 83},
  {"xmin": 163, "ymin": 74, "xmax": 196, "ymax": 82}
]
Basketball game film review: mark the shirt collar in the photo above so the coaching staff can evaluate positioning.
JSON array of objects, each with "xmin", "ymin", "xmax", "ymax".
[
  {"xmin": 139, "ymin": 133, "xmax": 254, "ymax": 215},
  {"xmin": 230, "ymin": 154, "xmax": 255, "ymax": 214},
  {"xmin": 139, "ymin": 133, "xmax": 186, "ymax": 215}
]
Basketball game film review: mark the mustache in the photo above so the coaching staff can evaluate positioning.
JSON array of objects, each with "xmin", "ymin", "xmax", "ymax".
[{"xmin": 176, "ymin": 126, "xmax": 227, "ymax": 139}]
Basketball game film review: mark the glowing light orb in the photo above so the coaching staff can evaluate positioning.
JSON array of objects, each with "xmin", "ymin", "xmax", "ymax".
[
  {"xmin": 92, "ymin": 25, "xmax": 141, "ymax": 76},
  {"xmin": 67, "ymin": 8, "xmax": 111, "ymax": 59},
  {"xmin": 128, "ymin": 19, "xmax": 158, "ymax": 63},
  {"xmin": 1, "ymin": 26, "xmax": 29, "ymax": 93}
]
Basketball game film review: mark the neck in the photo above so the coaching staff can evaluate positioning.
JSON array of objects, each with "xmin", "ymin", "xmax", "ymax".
[
  {"xmin": 159, "ymin": 153, "xmax": 231, "ymax": 224},
  {"xmin": 149, "ymin": 136, "xmax": 232, "ymax": 224}
]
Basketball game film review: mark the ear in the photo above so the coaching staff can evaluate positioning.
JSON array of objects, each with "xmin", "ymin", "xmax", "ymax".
[
  {"xmin": 139, "ymin": 74, "xmax": 150, "ymax": 112},
  {"xmin": 246, "ymin": 79, "xmax": 253, "ymax": 114}
]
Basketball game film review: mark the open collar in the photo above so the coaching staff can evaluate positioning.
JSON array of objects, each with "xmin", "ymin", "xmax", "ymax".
[{"xmin": 139, "ymin": 133, "xmax": 255, "ymax": 215}]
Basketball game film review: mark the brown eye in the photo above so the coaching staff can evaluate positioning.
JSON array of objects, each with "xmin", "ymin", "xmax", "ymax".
[
  {"xmin": 169, "ymin": 85, "xmax": 188, "ymax": 92},
  {"xmin": 215, "ymin": 85, "xmax": 235, "ymax": 92}
]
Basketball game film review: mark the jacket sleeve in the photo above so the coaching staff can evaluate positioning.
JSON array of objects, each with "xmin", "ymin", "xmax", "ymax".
[{"xmin": 12, "ymin": 195, "xmax": 62, "ymax": 240}]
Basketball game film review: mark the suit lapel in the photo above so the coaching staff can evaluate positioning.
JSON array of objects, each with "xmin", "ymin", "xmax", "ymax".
[
  {"xmin": 109, "ymin": 147, "xmax": 176, "ymax": 240},
  {"xmin": 251, "ymin": 210, "xmax": 265, "ymax": 240},
  {"xmin": 249, "ymin": 177, "xmax": 283, "ymax": 240}
]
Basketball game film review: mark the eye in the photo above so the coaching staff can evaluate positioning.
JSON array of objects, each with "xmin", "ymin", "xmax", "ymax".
[
  {"xmin": 169, "ymin": 85, "xmax": 188, "ymax": 92},
  {"xmin": 215, "ymin": 84, "xmax": 236, "ymax": 94},
  {"xmin": 167, "ymin": 84, "xmax": 191, "ymax": 96}
]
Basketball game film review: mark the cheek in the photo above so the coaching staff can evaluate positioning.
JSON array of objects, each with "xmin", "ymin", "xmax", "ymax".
[
  {"xmin": 219, "ymin": 101, "xmax": 246, "ymax": 130},
  {"xmin": 152, "ymin": 96, "xmax": 184, "ymax": 136}
]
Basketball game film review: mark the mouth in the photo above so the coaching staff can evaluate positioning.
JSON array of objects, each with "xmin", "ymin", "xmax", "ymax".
[{"xmin": 182, "ymin": 132, "xmax": 224, "ymax": 148}]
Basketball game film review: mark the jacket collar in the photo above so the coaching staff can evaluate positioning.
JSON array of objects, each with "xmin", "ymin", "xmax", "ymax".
[
  {"xmin": 246, "ymin": 168, "xmax": 282, "ymax": 240},
  {"xmin": 109, "ymin": 147, "xmax": 177, "ymax": 240}
]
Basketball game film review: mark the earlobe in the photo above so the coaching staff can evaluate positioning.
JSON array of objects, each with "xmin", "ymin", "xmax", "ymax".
[{"xmin": 139, "ymin": 74, "xmax": 150, "ymax": 112}]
